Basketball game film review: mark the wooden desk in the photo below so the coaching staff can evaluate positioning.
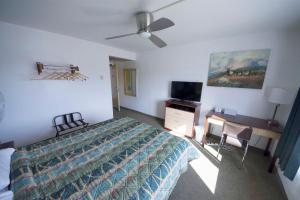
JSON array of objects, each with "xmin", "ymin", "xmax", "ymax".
[{"xmin": 203, "ymin": 111, "xmax": 283, "ymax": 172}]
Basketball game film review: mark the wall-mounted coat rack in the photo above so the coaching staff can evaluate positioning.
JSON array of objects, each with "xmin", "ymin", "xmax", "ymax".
[{"xmin": 32, "ymin": 62, "xmax": 88, "ymax": 81}]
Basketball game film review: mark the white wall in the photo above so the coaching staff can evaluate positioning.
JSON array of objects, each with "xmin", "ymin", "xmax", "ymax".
[
  {"xmin": 117, "ymin": 31, "xmax": 300, "ymax": 200},
  {"xmin": 119, "ymin": 32, "xmax": 284, "ymax": 148},
  {"xmin": 0, "ymin": 21, "xmax": 136, "ymax": 146},
  {"xmin": 135, "ymin": 32, "xmax": 300, "ymax": 120}
]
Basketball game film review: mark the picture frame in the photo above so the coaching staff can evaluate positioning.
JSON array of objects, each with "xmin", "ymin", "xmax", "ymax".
[
  {"xmin": 124, "ymin": 68, "xmax": 136, "ymax": 97},
  {"xmin": 207, "ymin": 49, "xmax": 271, "ymax": 89}
]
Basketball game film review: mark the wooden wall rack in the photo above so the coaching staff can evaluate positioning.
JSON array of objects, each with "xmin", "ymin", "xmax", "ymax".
[{"xmin": 32, "ymin": 62, "xmax": 88, "ymax": 81}]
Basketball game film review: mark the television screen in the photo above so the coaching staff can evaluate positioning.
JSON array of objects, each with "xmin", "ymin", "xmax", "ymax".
[{"xmin": 171, "ymin": 81, "xmax": 203, "ymax": 102}]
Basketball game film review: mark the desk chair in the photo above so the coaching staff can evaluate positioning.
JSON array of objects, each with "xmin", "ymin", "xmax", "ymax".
[{"xmin": 217, "ymin": 122, "xmax": 253, "ymax": 163}]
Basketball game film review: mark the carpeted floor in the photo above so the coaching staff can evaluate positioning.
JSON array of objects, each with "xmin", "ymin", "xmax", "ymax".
[{"xmin": 113, "ymin": 107, "xmax": 287, "ymax": 200}]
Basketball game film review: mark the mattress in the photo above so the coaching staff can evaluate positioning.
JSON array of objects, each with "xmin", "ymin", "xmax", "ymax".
[{"xmin": 11, "ymin": 117, "xmax": 199, "ymax": 200}]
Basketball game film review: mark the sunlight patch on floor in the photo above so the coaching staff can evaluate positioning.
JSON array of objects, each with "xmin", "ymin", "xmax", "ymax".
[
  {"xmin": 190, "ymin": 155, "xmax": 220, "ymax": 194},
  {"xmin": 205, "ymin": 144, "xmax": 222, "ymax": 161}
]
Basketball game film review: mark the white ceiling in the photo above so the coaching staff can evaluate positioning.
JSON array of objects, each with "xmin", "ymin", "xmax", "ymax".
[{"xmin": 0, "ymin": 0, "xmax": 300, "ymax": 52}]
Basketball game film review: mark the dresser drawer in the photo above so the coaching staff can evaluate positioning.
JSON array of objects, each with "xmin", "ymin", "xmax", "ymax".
[
  {"xmin": 165, "ymin": 107, "xmax": 194, "ymax": 121},
  {"xmin": 165, "ymin": 107, "xmax": 194, "ymax": 136},
  {"xmin": 165, "ymin": 118, "xmax": 193, "ymax": 135}
]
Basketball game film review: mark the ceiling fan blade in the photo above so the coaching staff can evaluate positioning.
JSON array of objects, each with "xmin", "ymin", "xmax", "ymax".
[
  {"xmin": 149, "ymin": 34, "xmax": 167, "ymax": 48},
  {"xmin": 147, "ymin": 18, "xmax": 175, "ymax": 32},
  {"xmin": 105, "ymin": 33, "xmax": 137, "ymax": 40}
]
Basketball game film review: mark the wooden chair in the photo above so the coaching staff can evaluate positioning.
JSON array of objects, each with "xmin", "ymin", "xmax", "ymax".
[{"xmin": 217, "ymin": 122, "xmax": 253, "ymax": 163}]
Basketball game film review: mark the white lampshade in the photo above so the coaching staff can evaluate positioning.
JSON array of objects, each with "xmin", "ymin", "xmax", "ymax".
[{"xmin": 268, "ymin": 88, "xmax": 291, "ymax": 105}]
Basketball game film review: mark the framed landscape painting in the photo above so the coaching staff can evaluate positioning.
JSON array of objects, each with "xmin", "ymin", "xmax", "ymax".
[{"xmin": 207, "ymin": 49, "xmax": 271, "ymax": 89}]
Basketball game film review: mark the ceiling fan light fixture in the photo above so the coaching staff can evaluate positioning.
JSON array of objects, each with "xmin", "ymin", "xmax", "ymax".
[
  {"xmin": 139, "ymin": 31, "xmax": 151, "ymax": 39},
  {"xmin": 105, "ymin": 8, "xmax": 175, "ymax": 47}
]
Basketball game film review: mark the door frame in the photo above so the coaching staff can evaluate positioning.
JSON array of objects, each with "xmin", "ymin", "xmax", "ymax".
[{"xmin": 110, "ymin": 64, "xmax": 120, "ymax": 111}]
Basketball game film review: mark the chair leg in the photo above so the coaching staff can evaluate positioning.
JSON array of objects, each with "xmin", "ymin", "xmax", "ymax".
[
  {"xmin": 217, "ymin": 135, "xmax": 224, "ymax": 158},
  {"xmin": 242, "ymin": 143, "xmax": 249, "ymax": 163}
]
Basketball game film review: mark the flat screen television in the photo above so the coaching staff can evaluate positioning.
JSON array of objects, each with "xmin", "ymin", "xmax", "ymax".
[{"xmin": 171, "ymin": 81, "xmax": 203, "ymax": 102}]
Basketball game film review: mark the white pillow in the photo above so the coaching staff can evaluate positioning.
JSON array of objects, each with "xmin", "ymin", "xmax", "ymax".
[
  {"xmin": 0, "ymin": 148, "xmax": 15, "ymax": 191},
  {"xmin": 0, "ymin": 190, "xmax": 13, "ymax": 200}
]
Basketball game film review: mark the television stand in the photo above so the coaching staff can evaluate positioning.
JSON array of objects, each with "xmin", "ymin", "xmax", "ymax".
[{"xmin": 164, "ymin": 99, "xmax": 201, "ymax": 138}]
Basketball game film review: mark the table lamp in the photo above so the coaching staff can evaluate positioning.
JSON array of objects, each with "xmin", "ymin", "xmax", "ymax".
[{"xmin": 267, "ymin": 88, "xmax": 291, "ymax": 126}]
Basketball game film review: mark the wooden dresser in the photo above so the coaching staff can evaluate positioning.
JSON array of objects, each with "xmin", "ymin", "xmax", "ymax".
[{"xmin": 164, "ymin": 99, "xmax": 201, "ymax": 138}]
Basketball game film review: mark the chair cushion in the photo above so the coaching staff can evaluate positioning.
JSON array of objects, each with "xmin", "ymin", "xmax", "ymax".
[
  {"xmin": 225, "ymin": 136, "xmax": 244, "ymax": 148},
  {"xmin": 223, "ymin": 123, "xmax": 252, "ymax": 141}
]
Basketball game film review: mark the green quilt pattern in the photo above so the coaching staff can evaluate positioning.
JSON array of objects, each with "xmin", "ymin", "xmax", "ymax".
[{"xmin": 11, "ymin": 117, "xmax": 199, "ymax": 200}]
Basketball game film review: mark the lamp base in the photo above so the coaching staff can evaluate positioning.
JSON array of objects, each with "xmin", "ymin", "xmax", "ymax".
[{"xmin": 267, "ymin": 119, "xmax": 279, "ymax": 127}]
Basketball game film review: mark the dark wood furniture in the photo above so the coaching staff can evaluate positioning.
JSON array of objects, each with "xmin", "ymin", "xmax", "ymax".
[
  {"xmin": 204, "ymin": 110, "xmax": 283, "ymax": 172},
  {"xmin": 164, "ymin": 99, "xmax": 201, "ymax": 138},
  {"xmin": 0, "ymin": 141, "xmax": 14, "ymax": 149},
  {"xmin": 53, "ymin": 112, "xmax": 88, "ymax": 137}
]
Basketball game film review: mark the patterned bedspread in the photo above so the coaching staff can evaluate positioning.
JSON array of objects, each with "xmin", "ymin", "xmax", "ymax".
[{"xmin": 11, "ymin": 117, "xmax": 199, "ymax": 200}]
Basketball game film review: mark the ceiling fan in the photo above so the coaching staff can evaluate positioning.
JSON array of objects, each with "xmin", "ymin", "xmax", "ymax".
[{"xmin": 105, "ymin": 0, "xmax": 187, "ymax": 48}]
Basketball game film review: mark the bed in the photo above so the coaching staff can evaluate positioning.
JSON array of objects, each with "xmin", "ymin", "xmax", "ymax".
[{"xmin": 10, "ymin": 117, "xmax": 200, "ymax": 200}]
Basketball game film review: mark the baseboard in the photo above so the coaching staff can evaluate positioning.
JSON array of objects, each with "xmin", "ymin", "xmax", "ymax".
[
  {"xmin": 275, "ymin": 165, "xmax": 289, "ymax": 200},
  {"xmin": 119, "ymin": 106, "xmax": 164, "ymax": 120}
]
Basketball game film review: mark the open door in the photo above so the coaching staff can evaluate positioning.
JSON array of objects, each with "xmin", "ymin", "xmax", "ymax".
[{"xmin": 110, "ymin": 64, "xmax": 120, "ymax": 111}]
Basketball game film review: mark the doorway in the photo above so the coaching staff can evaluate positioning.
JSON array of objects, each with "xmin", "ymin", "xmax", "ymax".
[
  {"xmin": 109, "ymin": 63, "xmax": 120, "ymax": 112},
  {"xmin": 109, "ymin": 56, "xmax": 136, "ymax": 113}
]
